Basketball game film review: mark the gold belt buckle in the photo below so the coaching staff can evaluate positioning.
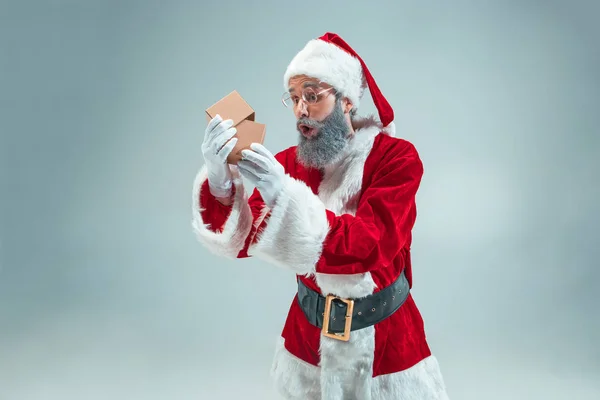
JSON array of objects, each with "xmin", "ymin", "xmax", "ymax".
[{"xmin": 322, "ymin": 294, "xmax": 354, "ymax": 341}]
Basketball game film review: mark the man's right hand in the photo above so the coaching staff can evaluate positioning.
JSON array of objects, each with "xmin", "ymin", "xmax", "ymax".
[{"xmin": 201, "ymin": 114, "xmax": 238, "ymax": 198}]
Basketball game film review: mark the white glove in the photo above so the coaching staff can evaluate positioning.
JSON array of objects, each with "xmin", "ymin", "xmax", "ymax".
[
  {"xmin": 238, "ymin": 143, "xmax": 285, "ymax": 208},
  {"xmin": 201, "ymin": 114, "xmax": 238, "ymax": 197}
]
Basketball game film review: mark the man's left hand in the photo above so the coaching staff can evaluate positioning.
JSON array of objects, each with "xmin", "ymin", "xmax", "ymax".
[{"xmin": 238, "ymin": 143, "xmax": 286, "ymax": 208}]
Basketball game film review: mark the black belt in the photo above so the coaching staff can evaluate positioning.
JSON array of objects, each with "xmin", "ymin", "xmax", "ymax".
[{"xmin": 296, "ymin": 271, "xmax": 410, "ymax": 341}]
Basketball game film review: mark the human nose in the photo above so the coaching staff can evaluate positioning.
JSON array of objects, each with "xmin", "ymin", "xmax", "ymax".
[{"xmin": 295, "ymin": 98, "xmax": 309, "ymax": 118}]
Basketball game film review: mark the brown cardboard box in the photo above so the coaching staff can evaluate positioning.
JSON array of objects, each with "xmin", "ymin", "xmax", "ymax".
[{"xmin": 205, "ymin": 90, "xmax": 266, "ymax": 164}]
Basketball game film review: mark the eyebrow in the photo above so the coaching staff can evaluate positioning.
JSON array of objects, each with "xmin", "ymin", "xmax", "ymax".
[{"xmin": 288, "ymin": 81, "xmax": 320, "ymax": 93}]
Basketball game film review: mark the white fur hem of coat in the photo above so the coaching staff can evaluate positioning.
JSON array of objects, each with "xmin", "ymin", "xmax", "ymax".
[
  {"xmin": 247, "ymin": 175, "xmax": 330, "ymax": 276},
  {"xmin": 191, "ymin": 165, "xmax": 253, "ymax": 259},
  {"xmin": 270, "ymin": 337, "xmax": 450, "ymax": 400}
]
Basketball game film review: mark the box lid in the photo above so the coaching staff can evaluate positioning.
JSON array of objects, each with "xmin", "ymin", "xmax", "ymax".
[{"xmin": 205, "ymin": 90, "xmax": 255, "ymax": 126}]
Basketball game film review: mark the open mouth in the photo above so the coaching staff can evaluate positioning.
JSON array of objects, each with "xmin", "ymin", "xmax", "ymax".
[{"xmin": 298, "ymin": 124, "xmax": 318, "ymax": 138}]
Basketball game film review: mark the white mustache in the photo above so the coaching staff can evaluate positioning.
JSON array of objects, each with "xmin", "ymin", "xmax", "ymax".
[{"xmin": 297, "ymin": 118, "xmax": 324, "ymax": 129}]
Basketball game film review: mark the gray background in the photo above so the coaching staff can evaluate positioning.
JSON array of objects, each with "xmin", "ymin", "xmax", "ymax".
[{"xmin": 1, "ymin": 0, "xmax": 599, "ymax": 399}]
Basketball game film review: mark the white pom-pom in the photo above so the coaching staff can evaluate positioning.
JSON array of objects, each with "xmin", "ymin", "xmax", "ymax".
[{"xmin": 382, "ymin": 121, "xmax": 396, "ymax": 137}]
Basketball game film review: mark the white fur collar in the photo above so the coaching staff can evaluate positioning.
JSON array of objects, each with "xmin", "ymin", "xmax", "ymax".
[
  {"xmin": 318, "ymin": 116, "xmax": 388, "ymax": 216},
  {"xmin": 315, "ymin": 116, "xmax": 390, "ymax": 299}
]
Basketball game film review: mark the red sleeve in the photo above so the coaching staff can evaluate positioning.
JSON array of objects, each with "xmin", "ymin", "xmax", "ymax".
[
  {"xmin": 198, "ymin": 179, "xmax": 235, "ymax": 232},
  {"xmin": 316, "ymin": 148, "xmax": 423, "ymax": 275},
  {"xmin": 247, "ymin": 140, "xmax": 423, "ymax": 277},
  {"xmin": 191, "ymin": 164, "xmax": 259, "ymax": 259},
  {"xmin": 236, "ymin": 187, "xmax": 267, "ymax": 258},
  {"xmin": 192, "ymin": 148, "xmax": 298, "ymax": 260},
  {"xmin": 236, "ymin": 148, "xmax": 293, "ymax": 257}
]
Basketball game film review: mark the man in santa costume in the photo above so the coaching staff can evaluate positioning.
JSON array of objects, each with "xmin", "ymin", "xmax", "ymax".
[{"xmin": 192, "ymin": 32, "xmax": 450, "ymax": 399}]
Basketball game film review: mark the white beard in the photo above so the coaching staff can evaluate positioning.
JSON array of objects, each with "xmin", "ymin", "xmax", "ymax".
[{"xmin": 296, "ymin": 101, "xmax": 351, "ymax": 169}]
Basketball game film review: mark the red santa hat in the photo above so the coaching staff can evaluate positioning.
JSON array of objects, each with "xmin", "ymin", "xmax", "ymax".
[{"xmin": 283, "ymin": 32, "xmax": 395, "ymax": 136}]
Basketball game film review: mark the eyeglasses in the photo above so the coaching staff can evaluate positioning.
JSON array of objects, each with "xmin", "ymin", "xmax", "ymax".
[{"xmin": 281, "ymin": 86, "xmax": 335, "ymax": 108}]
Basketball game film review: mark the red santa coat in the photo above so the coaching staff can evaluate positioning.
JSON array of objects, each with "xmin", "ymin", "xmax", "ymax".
[{"xmin": 192, "ymin": 118, "xmax": 449, "ymax": 399}]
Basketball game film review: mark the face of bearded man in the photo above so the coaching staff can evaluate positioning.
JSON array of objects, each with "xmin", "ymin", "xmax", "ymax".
[{"xmin": 295, "ymin": 98, "xmax": 351, "ymax": 169}]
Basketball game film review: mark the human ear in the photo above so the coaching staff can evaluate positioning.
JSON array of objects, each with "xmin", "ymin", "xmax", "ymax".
[{"xmin": 343, "ymin": 98, "xmax": 353, "ymax": 114}]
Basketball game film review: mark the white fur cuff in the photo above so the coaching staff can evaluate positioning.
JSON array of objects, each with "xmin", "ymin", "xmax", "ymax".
[
  {"xmin": 249, "ymin": 175, "xmax": 330, "ymax": 275},
  {"xmin": 191, "ymin": 165, "xmax": 253, "ymax": 259}
]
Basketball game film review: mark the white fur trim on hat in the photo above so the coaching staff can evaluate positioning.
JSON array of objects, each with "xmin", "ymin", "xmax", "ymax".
[
  {"xmin": 283, "ymin": 39, "xmax": 366, "ymax": 109},
  {"xmin": 382, "ymin": 120, "xmax": 396, "ymax": 136}
]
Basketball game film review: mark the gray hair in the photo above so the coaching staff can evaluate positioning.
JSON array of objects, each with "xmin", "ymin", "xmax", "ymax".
[{"xmin": 335, "ymin": 91, "xmax": 357, "ymax": 117}]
